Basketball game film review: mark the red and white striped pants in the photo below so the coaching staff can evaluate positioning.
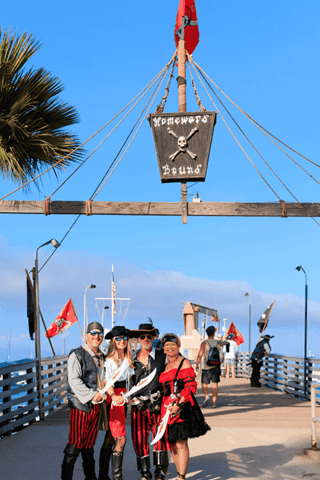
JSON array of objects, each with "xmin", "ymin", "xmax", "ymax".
[
  {"xmin": 68, "ymin": 404, "xmax": 100, "ymax": 449},
  {"xmin": 131, "ymin": 405, "xmax": 169, "ymax": 457}
]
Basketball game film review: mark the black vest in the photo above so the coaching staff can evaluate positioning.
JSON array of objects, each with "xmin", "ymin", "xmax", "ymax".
[
  {"xmin": 66, "ymin": 346, "xmax": 99, "ymax": 395},
  {"xmin": 251, "ymin": 340, "xmax": 270, "ymax": 361}
]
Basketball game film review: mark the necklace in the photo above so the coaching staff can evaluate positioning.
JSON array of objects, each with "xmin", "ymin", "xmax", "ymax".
[{"xmin": 168, "ymin": 355, "xmax": 179, "ymax": 364}]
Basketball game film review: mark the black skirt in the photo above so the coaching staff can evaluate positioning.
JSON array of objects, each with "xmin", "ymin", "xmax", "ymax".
[{"xmin": 167, "ymin": 392, "xmax": 210, "ymax": 444}]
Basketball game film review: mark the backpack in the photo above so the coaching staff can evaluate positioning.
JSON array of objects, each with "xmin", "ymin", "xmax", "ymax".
[{"xmin": 206, "ymin": 341, "xmax": 220, "ymax": 368}]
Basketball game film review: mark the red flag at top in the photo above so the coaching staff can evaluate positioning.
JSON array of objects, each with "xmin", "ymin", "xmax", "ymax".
[
  {"xmin": 174, "ymin": 0, "xmax": 199, "ymax": 55},
  {"xmin": 45, "ymin": 298, "xmax": 78, "ymax": 338},
  {"xmin": 225, "ymin": 321, "xmax": 245, "ymax": 346}
]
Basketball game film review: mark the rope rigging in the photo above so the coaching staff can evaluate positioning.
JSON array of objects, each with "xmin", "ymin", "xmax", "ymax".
[
  {"xmin": 187, "ymin": 55, "xmax": 320, "ymax": 227},
  {"xmin": 4, "ymin": 47, "xmax": 320, "ymax": 272},
  {"xmin": 39, "ymin": 54, "xmax": 175, "ymax": 271},
  {"xmin": 0, "ymin": 53, "xmax": 176, "ymax": 202}
]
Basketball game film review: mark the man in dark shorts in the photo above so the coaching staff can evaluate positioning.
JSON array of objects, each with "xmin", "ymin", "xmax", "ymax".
[{"xmin": 195, "ymin": 326, "xmax": 228, "ymax": 408}]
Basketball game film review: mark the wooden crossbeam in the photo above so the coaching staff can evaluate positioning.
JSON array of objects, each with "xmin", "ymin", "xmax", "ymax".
[{"xmin": 1, "ymin": 200, "xmax": 320, "ymax": 217}]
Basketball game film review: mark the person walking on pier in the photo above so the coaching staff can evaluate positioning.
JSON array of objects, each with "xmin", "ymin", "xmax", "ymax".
[
  {"xmin": 159, "ymin": 334, "xmax": 210, "ymax": 480},
  {"xmin": 98, "ymin": 325, "xmax": 134, "ymax": 480},
  {"xmin": 130, "ymin": 323, "xmax": 169, "ymax": 480},
  {"xmin": 62, "ymin": 321, "xmax": 106, "ymax": 480},
  {"xmin": 223, "ymin": 333, "xmax": 238, "ymax": 378},
  {"xmin": 250, "ymin": 334, "xmax": 274, "ymax": 387},
  {"xmin": 195, "ymin": 326, "xmax": 229, "ymax": 408}
]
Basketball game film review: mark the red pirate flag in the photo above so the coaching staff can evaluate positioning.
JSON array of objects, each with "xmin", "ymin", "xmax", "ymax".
[
  {"xmin": 225, "ymin": 321, "xmax": 245, "ymax": 346},
  {"xmin": 45, "ymin": 298, "xmax": 78, "ymax": 338},
  {"xmin": 174, "ymin": 0, "xmax": 200, "ymax": 55}
]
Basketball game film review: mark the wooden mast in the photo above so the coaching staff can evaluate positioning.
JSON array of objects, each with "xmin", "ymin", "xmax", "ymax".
[{"xmin": 178, "ymin": 11, "xmax": 188, "ymax": 224}]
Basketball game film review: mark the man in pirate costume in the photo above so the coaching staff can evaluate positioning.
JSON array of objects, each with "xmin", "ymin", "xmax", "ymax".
[
  {"xmin": 61, "ymin": 321, "xmax": 106, "ymax": 480},
  {"xmin": 250, "ymin": 334, "xmax": 274, "ymax": 387},
  {"xmin": 130, "ymin": 323, "xmax": 169, "ymax": 480}
]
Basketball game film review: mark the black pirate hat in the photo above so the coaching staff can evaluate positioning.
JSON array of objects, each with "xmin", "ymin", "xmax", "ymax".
[
  {"xmin": 131, "ymin": 323, "xmax": 157, "ymax": 338},
  {"xmin": 105, "ymin": 325, "xmax": 133, "ymax": 340}
]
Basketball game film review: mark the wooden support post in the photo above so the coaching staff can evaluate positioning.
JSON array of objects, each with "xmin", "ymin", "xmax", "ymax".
[
  {"xmin": 179, "ymin": 15, "xmax": 187, "ymax": 224},
  {"xmin": 181, "ymin": 181, "xmax": 187, "ymax": 224}
]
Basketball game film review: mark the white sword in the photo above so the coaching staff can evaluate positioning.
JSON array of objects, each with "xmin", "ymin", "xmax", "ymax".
[
  {"xmin": 150, "ymin": 394, "xmax": 178, "ymax": 445},
  {"xmin": 92, "ymin": 360, "xmax": 128, "ymax": 404},
  {"xmin": 115, "ymin": 368, "xmax": 158, "ymax": 406}
]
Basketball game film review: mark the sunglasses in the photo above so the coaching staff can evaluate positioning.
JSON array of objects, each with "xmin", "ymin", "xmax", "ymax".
[
  {"xmin": 140, "ymin": 334, "xmax": 154, "ymax": 340},
  {"xmin": 115, "ymin": 336, "xmax": 128, "ymax": 341},
  {"xmin": 89, "ymin": 331, "xmax": 104, "ymax": 338}
]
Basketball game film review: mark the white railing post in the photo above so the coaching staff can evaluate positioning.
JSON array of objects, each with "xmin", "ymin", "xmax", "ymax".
[{"xmin": 311, "ymin": 383, "xmax": 318, "ymax": 449}]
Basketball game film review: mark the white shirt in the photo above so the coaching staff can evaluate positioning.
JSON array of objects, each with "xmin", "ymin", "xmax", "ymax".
[
  {"xmin": 223, "ymin": 340, "xmax": 238, "ymax": 359},
  {"xmin": 104, "ymin": 356, "xmax": 135, "ymax": 385}
]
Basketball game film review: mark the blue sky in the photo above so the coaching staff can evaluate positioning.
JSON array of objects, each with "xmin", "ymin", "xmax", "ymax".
[{"xmin": 1, "ymin": 1, "xmax": 320, "ymax": 361}]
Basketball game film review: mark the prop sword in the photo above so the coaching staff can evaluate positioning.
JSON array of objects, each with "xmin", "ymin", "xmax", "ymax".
[
  {"xmin": 114, "ymin": 368, "xmax": 157, "ymax": 406},
  {"xmin": 92, "ymin": 360, "xmax": 128, "ymax": 404},
  {"xmin": 150, "ymin": 394, "xmax": 179, "ymax": 445}
]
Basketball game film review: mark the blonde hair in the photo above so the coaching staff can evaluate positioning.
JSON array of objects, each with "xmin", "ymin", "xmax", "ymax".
[
  {"xmin": 107, "ymin": 336, "xmax": 134, "ymax": 368},
  {"xmin": 161, "ymin": 333, "xmax": 181, "ymax": 348}
]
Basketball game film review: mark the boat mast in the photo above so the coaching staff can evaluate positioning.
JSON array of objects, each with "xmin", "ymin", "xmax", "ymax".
[{"xmin": 178, "ymin": 8, "xmax": 187, "ymax": 224}]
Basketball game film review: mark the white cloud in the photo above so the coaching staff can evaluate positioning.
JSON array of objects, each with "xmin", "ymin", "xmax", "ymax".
[{"xmin": 1, "ymin": 237, "xmax": 319, "ymax": 334}]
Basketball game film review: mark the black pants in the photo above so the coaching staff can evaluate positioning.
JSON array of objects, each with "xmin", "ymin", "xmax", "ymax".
[{"xmin": 251, "ymin": 360, "xmax": 261, "ymax": 382}]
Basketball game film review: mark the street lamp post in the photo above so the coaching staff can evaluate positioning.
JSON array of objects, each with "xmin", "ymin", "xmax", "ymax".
[
  {"xmin": 35, "ymin": 238, "xmax": 60, "ymax": 420},
  {"xmin": 296, "ymin": 265, "xmax": 308, "ymax": 397},
  {"xmin": 244, "ymin": 293, "xmax": 251, "ymax": 352},
  {"xmin": 84, "ymin": 284, "xmax": 96, "ymax": 338}
]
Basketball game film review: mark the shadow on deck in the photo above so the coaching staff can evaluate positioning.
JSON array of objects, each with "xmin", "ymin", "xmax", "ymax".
[{"xmin": 1, "ymin": 377, "xmax": 320, "ymax": 480}]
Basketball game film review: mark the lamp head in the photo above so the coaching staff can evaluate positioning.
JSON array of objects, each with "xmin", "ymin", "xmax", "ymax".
[
  {"xmin": 90, "ymin": 284, "xmax": 96, "ymax": 289},
  {"xmin": 244, "ymin": 292, "xmax": 250, "ymax": 297},
  {"xmin": 296, "ymin": 266, "xmax": 302, "ymax": 272},
  {"xmin": 51, "ymin": 239, "xmax": 60, "ymax": 249},
  {"xmin": 104, "ymin": 306, "xmax": 109, "ymax": 310}
]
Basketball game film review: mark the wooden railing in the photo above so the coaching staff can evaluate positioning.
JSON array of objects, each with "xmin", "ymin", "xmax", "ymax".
[
  {"xmin": 0, "ymin": 355, "xmax": 68, "ymax": 437},
  {"xmin": 236, "ymin": 352, "xmax": 320, "ymax": 401}
]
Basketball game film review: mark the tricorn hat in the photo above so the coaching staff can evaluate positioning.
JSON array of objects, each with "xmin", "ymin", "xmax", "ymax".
[
  {"xmin": 105, "ymin": 325, "xmax": 133, "ymax": 340},
  {"xmin": 131, "ymin": 323, "xmax": 157, "ymax": 338},
  {"xmin": 262, "ymin": 334, "xmax": 274, "ymax": 340}
]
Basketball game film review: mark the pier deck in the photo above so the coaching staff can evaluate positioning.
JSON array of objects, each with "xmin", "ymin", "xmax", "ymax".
[{"xmin": 1, "ymin": 377, "xmax": 320, "ymax": 480}]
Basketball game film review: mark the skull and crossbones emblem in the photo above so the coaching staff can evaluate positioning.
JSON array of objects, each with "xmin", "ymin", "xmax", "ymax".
[{"xmin": 167, "ymin": 127, "xmax": 198, "ymax": 161}]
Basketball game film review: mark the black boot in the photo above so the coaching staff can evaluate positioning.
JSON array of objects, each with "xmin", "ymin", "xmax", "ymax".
[
  {"xmin": 153, "ymin": 451, "xmax": 169, "ymax": 480},
  {"xmin": 250, "ymin": 379, "xmax": 260, "ymax": 388},
  {"xmin": 137, "ymin": 455, "xmax": 152, "ymax": 480},
  {"xmin": 61, "ymin": 444, "xmax": 79, "ymax": 480},
  {"xmin": 81, "ymin": 448, "xmax": 98, "ymax": 480},
  {"xmin": 98, "ymin": 446, "xmax": 112, "ymax": 480},
  {"xmin": 111, "ymin": 452, "xmax": 124, "ymax": 480}
]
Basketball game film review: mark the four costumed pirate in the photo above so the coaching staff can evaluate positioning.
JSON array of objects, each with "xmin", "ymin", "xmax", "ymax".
[
  {"xmin": 62, "ymin": 322, "xmax": 210, "ymax": 480},
  {"xmin": 62, "ymin": 321, "xmax": 106, "ymax": 480},
  {"xmin": 130, "ymin": 323, "xmax": 169, "ymax": 480}
]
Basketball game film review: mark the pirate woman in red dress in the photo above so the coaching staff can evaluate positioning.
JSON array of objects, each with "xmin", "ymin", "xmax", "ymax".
[
  {"xmin": 98, "ymin": 326, "xmax": 134, "ymax": 480},
  {"xmin": 159, "ymin": 334, "xmax": 210, "ymax": 480}
]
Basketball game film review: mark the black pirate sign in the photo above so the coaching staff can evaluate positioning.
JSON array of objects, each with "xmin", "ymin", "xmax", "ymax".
[{"xmin": 149, "ymin": 111, "xmax": 217, "ymax": 183}]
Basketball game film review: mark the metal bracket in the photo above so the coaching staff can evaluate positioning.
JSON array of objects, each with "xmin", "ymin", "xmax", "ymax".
[{"xmin": 177, "ymin": 76, "xmax": 186, "ymax": 86}]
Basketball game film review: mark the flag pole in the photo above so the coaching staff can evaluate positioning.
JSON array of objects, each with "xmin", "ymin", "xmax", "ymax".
[
  {"xmin": 178, "ymin": 4, "xmax": 188, "ymax": 224},
  {"xmin": 25, "ymin": 269, "xmax": 55, "ymax": 356},
  {"xmin": 70, "ymin": 297, "xmax": 84, "ymax": 342},
  {"xmin": 111, "ymin": 265, "xmax": 114, "ymax": 329}
]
